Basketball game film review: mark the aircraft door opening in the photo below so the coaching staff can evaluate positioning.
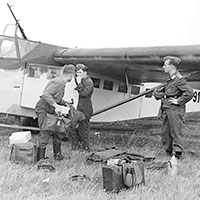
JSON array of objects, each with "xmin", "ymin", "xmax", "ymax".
[
  {"xmin": 20, "ymin": 64, "xmax": 49, "ymax": 109},
  {"xmin": 20, "ymin": 63, "xmax": 79, "ymax": 113}
]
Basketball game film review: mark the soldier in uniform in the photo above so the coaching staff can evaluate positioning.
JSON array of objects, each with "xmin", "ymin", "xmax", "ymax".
[
  {"xmin": 70, "ymin": 64, "xmax": 94, "ymax": 151},
  {"xmin": 35, "ymin": 64, "xmax": 76, "ymax": 161},
  {"xmin": 153, "ymin": 56, "xmax": 193, "ymax": 159}
]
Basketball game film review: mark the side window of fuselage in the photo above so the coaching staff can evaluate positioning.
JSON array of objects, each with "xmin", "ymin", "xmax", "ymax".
[
  {"xmin": 131, "ymin": 85, "xmax": 140, "ymax": 95},
  {"xmin": 103, "ymin": 80, "xmax": 113, "ymax": 91},
  {"xmin": 91, "ymin": 77, "xmax": 100, "ymax": 88},
  {"xmin": 47, "ymin": 67, "xmax": 61, "ymax": 79},
  {"xmin": 27, "ymin": 66, "xmax": 41, "ymax": 78},
  {"xmin": 26, "ymin": 65, "xmax": 61, "ymax": 79},
  {"xmin": 145, "ymin": 88, "xmax": 153, "ymax": 98}
]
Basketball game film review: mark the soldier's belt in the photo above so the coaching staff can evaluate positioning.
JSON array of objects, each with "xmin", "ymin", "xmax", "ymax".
[{"xmin": 163, "ymin": 95, "xmax": 179, "ymax": 99}]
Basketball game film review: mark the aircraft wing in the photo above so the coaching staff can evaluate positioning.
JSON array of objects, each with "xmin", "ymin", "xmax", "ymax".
[{"xmin": 53, "ymin": 45, "xmax": 200, "ymax": 84}]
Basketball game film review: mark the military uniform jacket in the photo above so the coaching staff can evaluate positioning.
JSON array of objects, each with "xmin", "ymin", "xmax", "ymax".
[
  {"xmin": 41, "ymin": 77, "xmax": 68, "ymax": 106},
  {"xmin": 154, "ymin": 71, "xmax": 193, "ymax": 110},
  {"xmin": 76, "ymin": 76, "xmax": 94, "ymax": 119},
  {"xmin": 35, "ymin": 77, "xmax": 67, "ymax": 114}
]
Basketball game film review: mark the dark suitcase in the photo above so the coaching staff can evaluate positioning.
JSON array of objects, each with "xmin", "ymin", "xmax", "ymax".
[
  {"xmin": 102, "ymin": 161, "xmax": 145, "ymax": 192},
  {"xmin": 102, "ymin": 165, "xmax": 126, "ymax": 192}
]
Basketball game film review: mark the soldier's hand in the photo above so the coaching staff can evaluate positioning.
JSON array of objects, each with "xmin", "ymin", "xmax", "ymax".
[
  {"xmin": 168, "ymin": 98, "xmax": 179, "ymax": 105},
  {"xmin": 53, "ymin": 103, "xmax": 62, "ymax": 115},
  {"xmin": 65, "ymin": 100, "xmax": 73, "ymax": 107},
  {"xmin": 76, "ymin": 75, "xmax": 82, "ymax": 84},
  {"xmin": 155, "ymin": 86, "xmax": 165, "ymax": 93}
]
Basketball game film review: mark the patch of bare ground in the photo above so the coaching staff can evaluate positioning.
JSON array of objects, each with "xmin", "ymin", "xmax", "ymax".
[
  {"xmin": 90, "ymin": 115, "xmax": 200, "ymax": 154},
  {"xmin": 0, "ymin": 113, "xmax": 200, "ymax": 154}
]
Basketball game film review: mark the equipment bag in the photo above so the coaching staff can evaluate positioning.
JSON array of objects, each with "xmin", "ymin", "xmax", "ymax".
[
  {"xmin": 86, "ymin": 147, "xmax": 155, "ymax": 165},
  {"xmin": 122, "ymin": 161, "xmax": 145, "ymax": 188},
  {"xmin": 10, "ymin": 142, "xmax": 38, "ymax": 165},
  {"xmin": 41, "ymin": 113, "xmax": 71, "ymax": 135},
  {"xmin": 86, "ymin": 147, "xmax": 127, "ymax": 164},
  {"xmin": 68, "ymin": 106, "xmax": 85, "ymax": 129}
]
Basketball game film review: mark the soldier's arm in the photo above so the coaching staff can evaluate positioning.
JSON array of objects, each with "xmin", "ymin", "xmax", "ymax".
[
  {"xmin": 177, "ymin": 79, "xmax": 193, "ymax": 105},
  {"xmin": 58, "ymin": 99, "xmax": 68, "ymax": 106}
]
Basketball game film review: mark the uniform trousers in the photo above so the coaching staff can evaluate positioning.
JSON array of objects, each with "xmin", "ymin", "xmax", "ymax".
[
  {"xmin": 37, "ymin": 112, "xmax": 62, "ymax": 150},
  {"xmin": 69, "ymin": 118, "xmax": 90, "ymax": 150},
  {"xmin": 35, "ymin": 99, "xmax": 62, "ymax": 153},
  {"xmin": 161, "ymin": 108, "xmax": 184, "ymax": 154}
]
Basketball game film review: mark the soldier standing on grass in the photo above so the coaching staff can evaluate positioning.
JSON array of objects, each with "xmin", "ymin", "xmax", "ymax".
[
  {"xmin": 35, "ymin": 64, "xmax": 76, "ymax": 161},
  {"xmin": 69, "ymin": 64, "xmax": 94, "ymax": 151},
  {"xmin": 153, "ymin": 56, "xmax": 193, "ymax": 159}
]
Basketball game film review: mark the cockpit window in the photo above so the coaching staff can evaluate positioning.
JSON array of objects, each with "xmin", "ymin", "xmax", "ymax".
[
  {"xmin": 0, "ymin": 35, "xmax": 38, "ymax": 59},
  {"xmin": 0, "ymin": 36, "xmax": 16, "ymax": 58}
]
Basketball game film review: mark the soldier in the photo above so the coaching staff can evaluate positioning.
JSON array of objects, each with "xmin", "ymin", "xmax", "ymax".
[
  {"xmin": 70, "ymin": 64, "xmax": 94, "ymax": 151},
  {"xmin": 153, "ymin": 56, "xmax": 193, "ymax": 159},
  {"xmin": 35, "ymin": 64, "xmax": 76, "ymax": 161}
]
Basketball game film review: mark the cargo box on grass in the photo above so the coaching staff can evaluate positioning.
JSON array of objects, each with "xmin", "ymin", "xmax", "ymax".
[{"xmin": 9, "ymin": 131, "xmax": 31, "ymax": 144}]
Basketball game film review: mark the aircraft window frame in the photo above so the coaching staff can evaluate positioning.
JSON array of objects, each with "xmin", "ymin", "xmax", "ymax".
[
  {"xmin": 145, "ymin": 88, "xmax": 153, "ymax": 98},
  {"xmin": 131, "ymin": 85, "xmax": 140, "ymax": 95},
  {"xmin": 47, "ymin": 67, "xmax": 61, "ymax": 79},
  {"xmin": 91, "ymin": 77, "xmax": 100, "ymax": 88},
  {"xmin": 103, "ymin": 80, "xmax": 113, "ymax": 91}
]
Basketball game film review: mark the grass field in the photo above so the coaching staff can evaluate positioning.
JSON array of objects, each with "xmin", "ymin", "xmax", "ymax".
[{"xmin": 0, "ymin": 116, "xmax": 200, "ymax": 200}]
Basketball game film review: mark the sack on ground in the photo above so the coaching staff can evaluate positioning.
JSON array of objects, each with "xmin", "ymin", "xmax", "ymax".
[
  {"xmin": 41, "ymin": 113, "xmax": 71, "ymax": 135},
  {"xmin": 10, "ymin": 142, "xmax": 38, "ymax": 164}
]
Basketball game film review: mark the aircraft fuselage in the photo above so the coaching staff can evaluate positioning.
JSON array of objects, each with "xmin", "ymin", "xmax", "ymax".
[{"xmin": 0, "ymin": 34, "xmax": 200, "ymax": 122}]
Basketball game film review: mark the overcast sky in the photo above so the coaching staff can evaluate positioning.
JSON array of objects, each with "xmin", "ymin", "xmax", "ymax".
[{"xmin": 0, "ymin": 0, "xmax": 200, "ymax": 48}]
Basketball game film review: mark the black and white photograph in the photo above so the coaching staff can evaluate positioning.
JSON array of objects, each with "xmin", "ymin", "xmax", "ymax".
[{"xmin": 0, "ymin": 0, "xmax": 200, "ymax": 199}]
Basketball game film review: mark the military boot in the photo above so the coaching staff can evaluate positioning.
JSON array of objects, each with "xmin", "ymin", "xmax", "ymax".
[
  {"xmin": 53, "ymin": 142, "xmax": 65, "ymax": 161},
  {"xmin": 37, "ymin": 147, "xmax": 46, "ymax": 161}
]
